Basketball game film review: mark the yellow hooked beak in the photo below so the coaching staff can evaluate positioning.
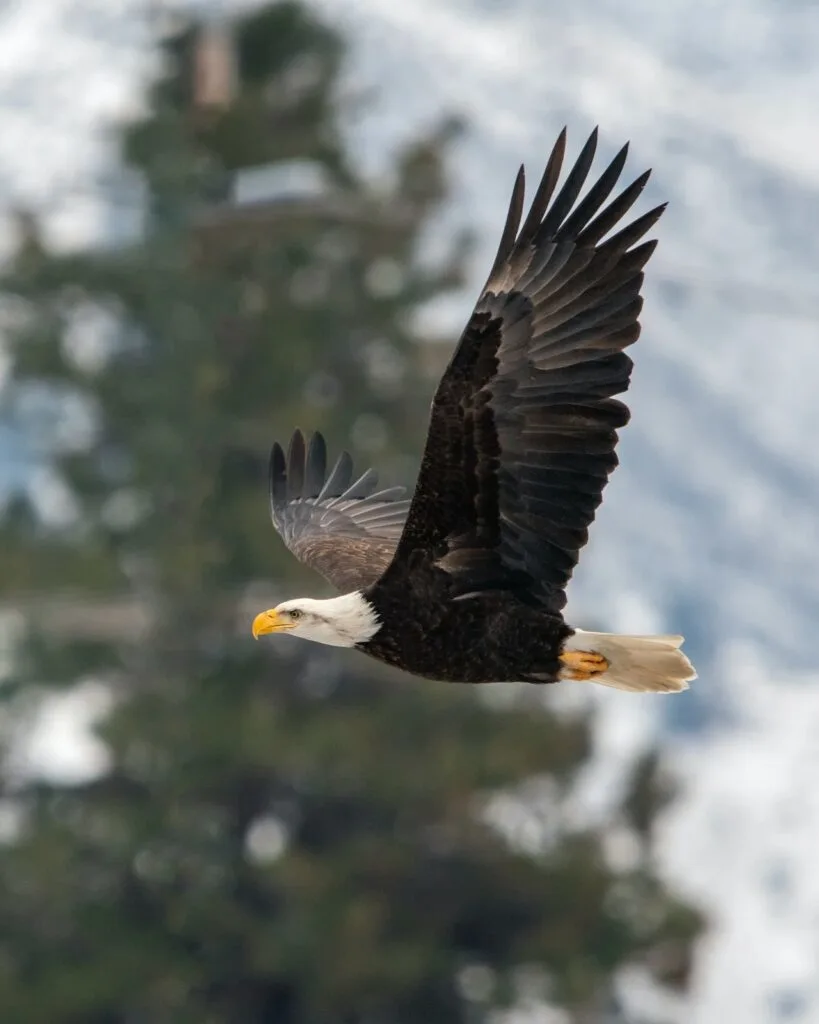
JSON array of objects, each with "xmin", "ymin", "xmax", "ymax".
[{"xmin": 252, "ymin": 609, "xmax": 295, "ymax": 639}]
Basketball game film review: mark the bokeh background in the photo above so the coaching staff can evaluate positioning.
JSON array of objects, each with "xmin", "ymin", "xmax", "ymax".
[{"xmin": 0, "ymin": 1, "xmax": 816, "ymax": 1021}]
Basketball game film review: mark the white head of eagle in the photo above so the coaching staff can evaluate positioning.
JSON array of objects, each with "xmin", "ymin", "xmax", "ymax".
[{"xmin": 252, "ymin": 592, "xmax": 381, "ymax": 649}]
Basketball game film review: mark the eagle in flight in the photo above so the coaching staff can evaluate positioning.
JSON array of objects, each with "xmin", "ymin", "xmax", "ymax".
[{"xmin": 252, "ymin": 128, "xmax": 696, "ymax": 693}]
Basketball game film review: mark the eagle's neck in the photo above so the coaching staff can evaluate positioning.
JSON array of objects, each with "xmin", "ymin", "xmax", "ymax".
[{"xmin": 302, "ymin": 591, "xmax": 381, "ymax": 647}]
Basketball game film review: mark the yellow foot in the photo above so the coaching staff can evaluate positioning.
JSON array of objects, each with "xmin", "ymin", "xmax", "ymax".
[{"xmin": 559, "ymin": 649, "xmax": 609, "ymax": 681}]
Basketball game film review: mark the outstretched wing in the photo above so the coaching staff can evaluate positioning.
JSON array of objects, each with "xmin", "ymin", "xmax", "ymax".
[
  {"xmin": 269, "ymin": 429, "xmax": 410, "ymax": 592},
  {"xmin": 389, "ymin": 127, "xmax": 664, "ymax": 614}
]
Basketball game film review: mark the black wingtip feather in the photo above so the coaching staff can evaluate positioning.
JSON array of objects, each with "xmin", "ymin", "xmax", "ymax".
[
  {"xmin": 304, "ymin": 431, "xmax": 327, "ymax": 498},
  {"xmin": 538, "ymin": 128, "xmax": 599, "ymax": 239},
  {"xmin": 572, "ymin": 169, "xmax": 652, "ymax": 249},
  {"xmin": 287, "ymin": 429, "xmax": 306, "ymax": 502},
  {"xmin": 269, "ymin": 441, "xmax": 287, "ymax": 516},
  {"xmin": 557, "ymin": 140, "xmax": 631, "ymax": 241},
  {"xmin": 486, "ymin": 164, "xmax": 527, "ymax": 285},
  {"xmin": 516, "ymin": 130, "xmax": 568, "ymax": 247},
  {"xmin": 595, "ymin": 201, "xmax": 666, "ymax": 258}
]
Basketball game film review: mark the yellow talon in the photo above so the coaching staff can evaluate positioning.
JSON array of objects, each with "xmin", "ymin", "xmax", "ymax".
[{"xmin": 559, "ymin": 649, "xmax": 609, "ymax": 681}]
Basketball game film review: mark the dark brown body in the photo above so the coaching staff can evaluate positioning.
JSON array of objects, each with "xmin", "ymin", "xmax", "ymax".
[{"xmin": 362, "ymin": 565, "xmax": 572, "ymax": 684}]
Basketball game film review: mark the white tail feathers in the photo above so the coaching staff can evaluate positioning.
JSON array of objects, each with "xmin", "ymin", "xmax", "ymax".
[{"xmin": 561, "ymin": 630, "xmax": 697, "ymax": 693}]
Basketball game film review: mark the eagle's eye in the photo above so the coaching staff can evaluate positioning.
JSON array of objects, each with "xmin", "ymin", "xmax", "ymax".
[{"xmin": 289, "ymin": 608, "xmax": 303, "ymax": 621}]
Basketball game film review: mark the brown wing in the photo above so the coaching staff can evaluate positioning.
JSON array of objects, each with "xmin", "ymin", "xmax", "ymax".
[
  {"xmin": 269, "ymin": 430, "xmax": 410, "ymax": 592},
  {"xmin": 387, "ymin": 127, "xmax": 664, "ymax": 614}
]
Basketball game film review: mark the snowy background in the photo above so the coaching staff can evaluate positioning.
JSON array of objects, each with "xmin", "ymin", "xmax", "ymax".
[{"xmin": 2, "ymin": 0, "xmax": 819, "ymax": 1020}]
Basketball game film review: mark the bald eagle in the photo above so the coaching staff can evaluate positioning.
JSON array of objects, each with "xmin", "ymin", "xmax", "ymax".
[{"xmin": 252, "ymin": 128, "xmax": 696, "ymax": 693}]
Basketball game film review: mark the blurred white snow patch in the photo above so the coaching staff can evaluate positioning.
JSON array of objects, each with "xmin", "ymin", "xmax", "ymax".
[
  {"xmin": 0, "ymin": 0, "xmax": 154, "ymax": 254},
  {"xmin": 43, "ymin": 194, "xmax": 110, "ymax": 254},
  {"xmin": 62, "ymin": 299, "xmax": 120, "ymax": 375},
  {"xmin": 658, "ymin": 643, "xmax": 819, "ymax": 1022},
  {"xmin": 11, "ymin": 680, "xmax": 114, "ymax": 785},
  {"xmin": 601, "ymin": 823, "xmax": 643, "ymax": 874},
  {"xmin": 245, "ymin": 814, "xmax": 290, "ymax": 864},
  {"xmin": 616, "ymin": 964, "xmax": 688, "ymax": 1024},
  {"xmin": 496, "ymin": 1004, "xmax": 570, "ymax": 1024},
  {"xmin": 568, "ymin": 683, "xmax": 660, "ymax": 830},
  {"xmin": 602, "ymin": 589, "xmax": 668, "ymax": 636},
  {"xmin": 28, "ymin": 466, "xmax": 80, "ymax": 528},
  {"xmin": 482, "ymin": 775, "xmax": 564, "ymax": 858}
]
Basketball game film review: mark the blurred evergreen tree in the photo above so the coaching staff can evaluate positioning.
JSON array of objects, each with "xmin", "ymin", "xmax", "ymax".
[{"xmin": 0, "ymin": 3, "xmax": 702, "ymax": 1022}]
